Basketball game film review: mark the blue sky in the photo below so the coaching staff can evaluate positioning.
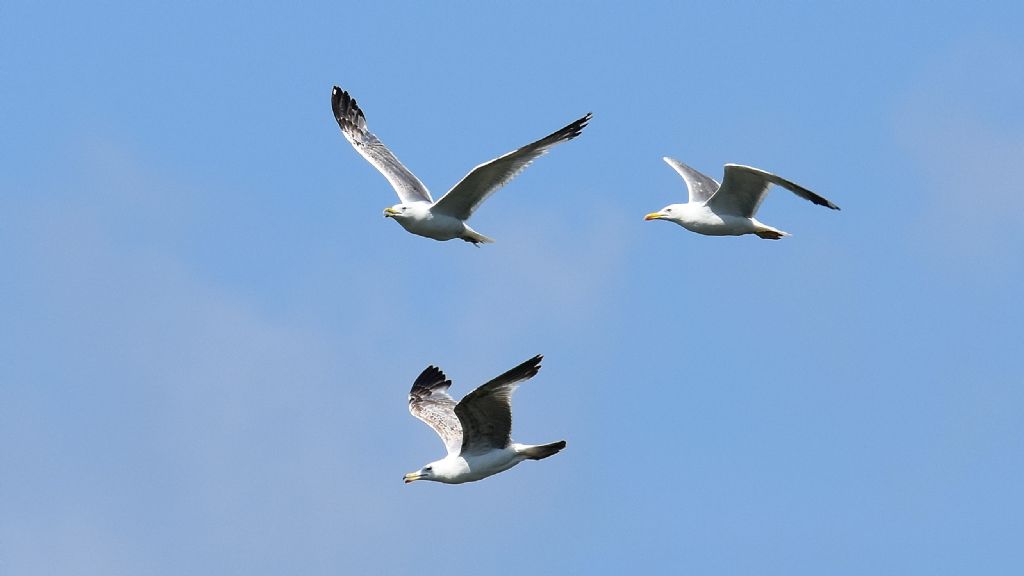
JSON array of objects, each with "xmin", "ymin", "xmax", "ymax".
[{"xmin": 3, "ymin": 1, "xmax": 1023, "ymax": 574}]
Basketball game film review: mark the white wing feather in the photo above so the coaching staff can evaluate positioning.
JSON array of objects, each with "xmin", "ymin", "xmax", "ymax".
[
  {"xmin": 332, "ymin": 87, "xmax": 433, "ymax": 204},
  {"xmin": 431, "ymin": 114, "xmax": 591, "ymax": 220}
]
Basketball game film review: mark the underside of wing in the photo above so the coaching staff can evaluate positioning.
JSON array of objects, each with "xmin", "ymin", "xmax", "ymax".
[
  {"xmin": 431, "ymin": 113, "xmax": 592, "ymax": 221},
  {"xmin": 331, "ymin": 86, "xmax": 433, "ymax": 204},
  {"xmin": 454, "ymin": 355, "xmax": 543, "ymax": 455},
  {"xmin": 733, "ymin": 164, "xmax": 840, "ymax": 211},
  {"xmin": 707, "ymin": 164, "xmax": 774, "ymax": 217},
  {"xmin": 710, "ymin": 164, "xmax": 839, "ymax": 217},
  {"xmin": 662, "ymin": 157, "xmax": 720, "ymax": 203},
  {"xmin": 408, "ymin": 365, "xmax": 462, "ymax": 455}
]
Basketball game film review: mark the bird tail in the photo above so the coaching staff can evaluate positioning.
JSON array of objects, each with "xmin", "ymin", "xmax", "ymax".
[
  {"xmin": 461, "ymin": 228, "xmax": 495, "ymax": 245},
  {"xmin": 754, "ymin": 224, "xmax": 790, "ymax": 240},
  {"xmin": 519, "ymin": 440, "xmax": 567, "ymax": 461}
]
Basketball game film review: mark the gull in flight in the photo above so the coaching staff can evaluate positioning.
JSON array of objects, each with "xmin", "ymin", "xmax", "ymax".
[
  {"xmin": 404, "ymin": 355, "xmax": 566, "ymax": 484},
  {"xmin": 332, "ymin": 86, "xmax": 591, "ymax": 244},
  {"xmin": 644, "ymin": 157, "xmax": 840, "ymax": 239}
]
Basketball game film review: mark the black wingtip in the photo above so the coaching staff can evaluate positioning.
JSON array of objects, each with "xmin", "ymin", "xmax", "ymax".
[
  {"xmin": 410, "ymin": 365, "xmax": 451, "ymax": 399},
  {"xmin": 331, "ymin": 85, "xmax": 362, "ymax": 129},
  {"xmin": 516, "ymin": 354, "xmax": 544, "ymax": 379},
  {"xmin": 816, "ymin": 197, "xmax": 841, "ymax": 211},
  {"xmin": 565, "ymin": 112, "xmax": 592, "ymax": 141},
  {"xmin": 542, "ymin": 113, "xmax": 593, "ymax": 145},
  {"xmin": 331, "ymin": 85, "xmax": 345, "ymax": 111}
]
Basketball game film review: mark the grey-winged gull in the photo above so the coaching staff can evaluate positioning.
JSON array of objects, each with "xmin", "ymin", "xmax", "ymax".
[
  {"xmin": 332, "ymin": 86, "xmax": 591, "ymax": 245},
  {"xmin": 644, "ymin": 157, "xmax": 839, "ymax": 239}
]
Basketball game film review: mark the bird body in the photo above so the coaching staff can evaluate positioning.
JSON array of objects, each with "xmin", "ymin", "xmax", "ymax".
[
  {"xmin": 403, "ymin": 356, "xmax": 565, "ymax": 485},
  {"xmin": 654, "ymin": 202, "xmax": 789, "ymax": 238},
  {"xmin": 414, "ymin": 442, "xmax": 563, "ymax": 484},
  {"xmin": 382, "ymin": 201, "xmax": 493, "ymax": 244},
  {"xmin": 645, "ymin": 157, "xmax": 838, "ymax": 239},
  {"xmin": 332, "ymin": 86, "xmax": 590, "ymax": 245}
]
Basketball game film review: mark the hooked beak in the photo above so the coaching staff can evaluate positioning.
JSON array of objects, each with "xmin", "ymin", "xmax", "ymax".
[
  {"xmin": 384, "ymin": 207, "xmax": 400, "ymax": 218},
  {"xmin": 403, "ymin": 472, "xmax": 423, "ymax": 484},
  {"xmin": 644, "ymin": 212, "xmax": 664, "ymax": 221}
]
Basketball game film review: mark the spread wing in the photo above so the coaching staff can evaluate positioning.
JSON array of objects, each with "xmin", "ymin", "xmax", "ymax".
[
  {"xmin": 408, "ymin": 365, "xmax": 462, "ymax": 456},
  {"xmin": 431, "ymin": 114, "xmax": 591, "ymax": 220},
  {"xmin": 454, "ymin": 355, "xmax": 543, "ymax": 455},
  {"xmin": 331, "ymin": 86, "xmax": 433, "ymax": 204},
  {"xmin": 708, "ymin": 164, "xmax": 840, "ymax": 217},
  {"xmin": 662, "ymin": 157, "xmax": 720, "ymax": 203}
]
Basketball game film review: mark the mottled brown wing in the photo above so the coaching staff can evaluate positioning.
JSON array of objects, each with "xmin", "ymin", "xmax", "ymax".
[{"xmin": 408, "ymin": 365, "xmax": 462, "ymax": 455}]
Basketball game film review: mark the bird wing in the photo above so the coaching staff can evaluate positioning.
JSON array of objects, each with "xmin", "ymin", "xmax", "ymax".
[
  {"xmin": 662, "ymin": 157, "xmax": 720, "ymax": 203},
  {"xmin": 408, "ymin": 365, "xmax": 462, "ymax": 456},
  {"xmin": 431, "ymin": 114, "xmax": 591, "ymax": 221},
  {"xmin": 708, "ymin": 164, "xmax": 840, "ymax": 217},
  {"xmin": 454, "ymin": 355, "xmax": 543, "ymax": 455},
  {"xmin": 331, "ymin": 86, "xmax": 433, "ymax": 204}
]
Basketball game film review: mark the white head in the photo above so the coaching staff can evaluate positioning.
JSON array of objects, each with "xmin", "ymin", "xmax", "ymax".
[
  {"xmin": 403, "ymin": 463, "xmax": 436, "ymax": 484},
  {"xmin": 644, "ymin": 203, "xmax": 686, "ymax": 223},
  {"xmin": 383, "ymin": 203, "xmax": 429, "ymax": 221},
  {"xmin": 403, "ymin": 458, "xmax": 461, "ymax": 484}
]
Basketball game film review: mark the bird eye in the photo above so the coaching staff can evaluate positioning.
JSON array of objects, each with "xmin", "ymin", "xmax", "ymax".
[
  {"xmin": 666, "ymin": 208, "xmax": 672, "ymax": 212},
  {"xmin": 424, "ymin": 466, "xmax": 432, "ymax": 472}
]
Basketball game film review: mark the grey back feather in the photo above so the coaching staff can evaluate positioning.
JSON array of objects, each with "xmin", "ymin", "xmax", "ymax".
[{"xmin": 662, "ymin": 157, "xmax": 720, "ymax": 203}]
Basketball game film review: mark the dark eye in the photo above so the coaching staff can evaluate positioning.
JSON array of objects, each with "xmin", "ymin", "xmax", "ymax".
[
  {"xmin": 666, "ymin": 208, "xmax": 672, "ymax": 212},
  {"xmin": 424, "ymin": 466, "xmax": 432, "ymax": 472}
]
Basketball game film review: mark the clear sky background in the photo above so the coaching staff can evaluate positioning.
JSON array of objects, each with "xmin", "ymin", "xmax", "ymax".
[{"xmin": 3, "ymin": 1, "xmax": 1023, "ymax": 574}]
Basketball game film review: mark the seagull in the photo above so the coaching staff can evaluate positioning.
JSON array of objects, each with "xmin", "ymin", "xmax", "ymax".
[
  {"xmin": 403, "ymin": 355, "xmax": 566, "ymax": 484},
  {"xmin": 644, "ymin": 157, "xmax": 840, "ymax": 239},
  {"xmin": 332, "ymin": 86, "xmax": 591, "ymax": 244}
]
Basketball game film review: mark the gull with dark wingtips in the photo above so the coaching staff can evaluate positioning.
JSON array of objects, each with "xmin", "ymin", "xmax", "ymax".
[
  {"xmin": 645, "ymin": 157, "xmax": 839, "ymax": 239},
  {"xmin": 332, "ymin": 86, "xmax": 591, "ymax": 245},
  {"xmin": 403, "ymin": 355, "xmax": 566, "ymax": 485}
]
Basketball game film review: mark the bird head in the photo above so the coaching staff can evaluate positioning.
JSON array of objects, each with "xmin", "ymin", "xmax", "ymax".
[
  {"xmin": 644, "ymin": 204, "xmax": 684, "ymax": 222},
  {"xmin": 384, "ymin": 203, "xmax": 431, "ymax": 221},
  {"xmin": 403, "ymin": 463, "xmax": 436, "ymax": 484},
  {"xmin": 383, "ymin": 204, "xmax": 411, "ymax": 219}
]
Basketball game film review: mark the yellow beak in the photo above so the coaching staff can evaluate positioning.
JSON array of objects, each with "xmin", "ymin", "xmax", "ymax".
[
  {"xmin": 403, "ymin": 472, "xmax": 422, "ymax": 484},
  {"xmin": 644, "ymin": 212, "xmax": 663, "ymax": 221},
  {"xmin": 384, "ymin": 207, "xmax": 400, "ymax": 218}
]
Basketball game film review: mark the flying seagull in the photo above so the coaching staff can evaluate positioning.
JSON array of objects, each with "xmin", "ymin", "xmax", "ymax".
[
  {"xmin": 644, "ymin": 157, "xmax": 840, "ymax": 239},
  {"xmin": 404, "ymin": 355, "xmax": 566, "ymax": 484},
  {"xmin": 332, "ymin": 86, "xmax": 591, "ymax": 244}
]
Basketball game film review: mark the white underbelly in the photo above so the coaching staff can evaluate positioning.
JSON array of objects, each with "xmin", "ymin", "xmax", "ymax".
[
  {"xmin": 399, "ymin": 213, "xmax": 466, "ymax": 241},
  {"xmin": 679, "ymin": 207, "xmax": 756, "ymax": 236},
  {"xmin": 455, "ymin": 449, "xmax": 522, "ymax": 483}
]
